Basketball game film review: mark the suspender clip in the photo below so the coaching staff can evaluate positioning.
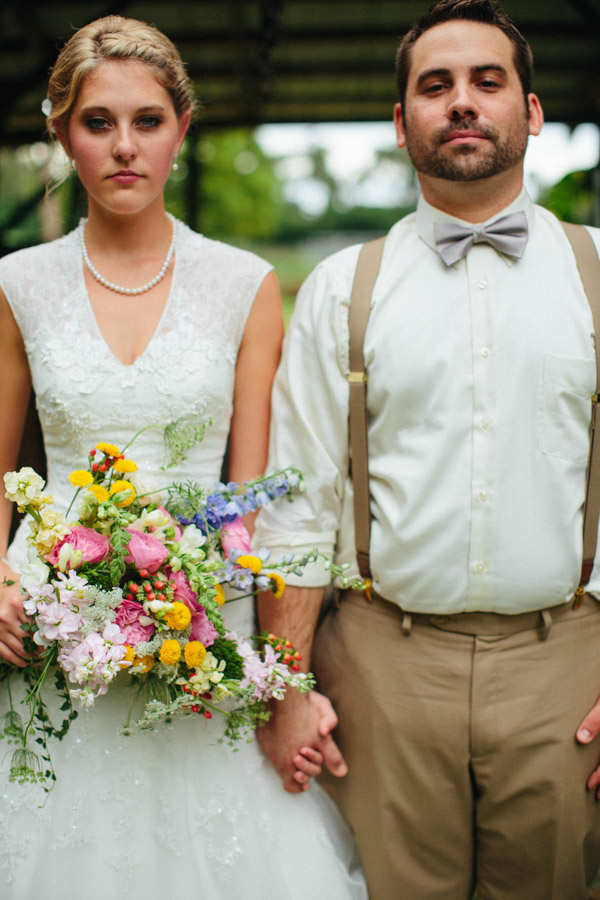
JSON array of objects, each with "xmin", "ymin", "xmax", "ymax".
[
  {"xmin": 348, "ymin": 371, "xmax": 367, "ymax": 384},
  {"xmin": 573, "ymin": 586, "xmax": 586, "ymax": 610}
]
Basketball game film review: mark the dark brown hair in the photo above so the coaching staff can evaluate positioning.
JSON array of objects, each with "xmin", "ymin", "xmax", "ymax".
[{"xmin": 395, "ymin": 0, "xmax": 533, "ymax": 106}]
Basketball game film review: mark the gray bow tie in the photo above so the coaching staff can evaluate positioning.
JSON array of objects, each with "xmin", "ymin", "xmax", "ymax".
[{"xmin": 433, "ymin": 211, "xmax": 528, "ymax": 267}]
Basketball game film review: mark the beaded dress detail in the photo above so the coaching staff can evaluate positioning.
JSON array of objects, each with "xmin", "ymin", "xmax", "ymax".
[{"xmin": 0, "ymin": 221, "xmax": 366, "ymax": 899}]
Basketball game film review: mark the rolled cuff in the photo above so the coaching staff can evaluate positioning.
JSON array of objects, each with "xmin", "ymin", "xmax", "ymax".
[{"xmin": 252, "ymin": 522, "xmax": 337, "ymax": 588}]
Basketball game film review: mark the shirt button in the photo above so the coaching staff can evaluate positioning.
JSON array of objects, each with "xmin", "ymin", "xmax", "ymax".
[
  {"xmin": 481, "ymin": 417, "xmax": 492, "ymax": 430},
  {"xmin": 478, "ymin": 491, "xmax": 489, "ymax": 502},
  {"xmin": 477, "ymin": 279, "xmax": 488, "ymax": 290},
  {"xmin": 473, "ymin": 561, "xmax": 487, "ymax": 574},
  {"xmin": 480, "ymin": 347, "xmax": 490, "ymax": 358}
]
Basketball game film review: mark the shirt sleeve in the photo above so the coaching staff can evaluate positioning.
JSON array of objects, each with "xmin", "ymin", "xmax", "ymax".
[{"xmin": 254, "ymin": 245, "xmax": 361, "ymax": 586}]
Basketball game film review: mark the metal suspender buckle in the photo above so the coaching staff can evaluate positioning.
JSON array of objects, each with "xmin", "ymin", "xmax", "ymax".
[
  {"xmin": 573, "ymin": 586, "xmax": 585, "ymax": 610},
  {"xmin": 348, "ymin": 371, "xmax": 368, "ymax": 383}
]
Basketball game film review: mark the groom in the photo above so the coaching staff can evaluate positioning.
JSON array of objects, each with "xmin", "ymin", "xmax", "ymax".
[{"xmin": 256, "ymin": 1, "xmax": 600, "ymax": 898}]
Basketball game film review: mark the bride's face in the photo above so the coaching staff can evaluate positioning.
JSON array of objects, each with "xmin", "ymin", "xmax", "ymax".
[{"xmin": 65, "ymin": 59, "xmax": 190, "ymax": 218}]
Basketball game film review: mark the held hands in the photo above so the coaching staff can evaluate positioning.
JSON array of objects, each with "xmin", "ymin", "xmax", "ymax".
[
  {"xmin": 577, "ymin": 696, "xmax": 600, "ymax": 796},
  {"xmin": 258, "ymin": 689, "xmax": 348, "ymax": 793},
  {"xmin": 0, "ymin": 560, "xmax": 27, "ymax": 667}
]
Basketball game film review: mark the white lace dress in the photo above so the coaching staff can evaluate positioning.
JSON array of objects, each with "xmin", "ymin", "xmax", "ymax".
[{"xmin": 0, "ymin": 221, "xmax": 367, "ymax": 900}]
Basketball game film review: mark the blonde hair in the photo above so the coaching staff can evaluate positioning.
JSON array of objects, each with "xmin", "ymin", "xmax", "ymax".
[{"xmin": 47, "ymin": 15, "xmax": 198, "ymax": 140}]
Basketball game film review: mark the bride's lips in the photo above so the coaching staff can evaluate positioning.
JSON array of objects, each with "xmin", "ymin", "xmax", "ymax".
[{"xmin": 109, "ymin": 171, "xmax": 143, "ymax": 183}]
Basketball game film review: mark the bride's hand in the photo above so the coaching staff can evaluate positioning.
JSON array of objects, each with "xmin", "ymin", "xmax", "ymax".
[
  {"xmin": 258, "ymin": 688, "xmax": 348, "ymax": 793},
  {"xmin": 292, "ymin": 691, "xmax": 342, "ymax": 786},
  {"xmin": 0, "ymin": 561, "xmax": 27, "ymax": 666}
]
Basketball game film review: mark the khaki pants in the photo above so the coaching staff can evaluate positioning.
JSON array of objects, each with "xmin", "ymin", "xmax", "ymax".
[{"xmin": 313, "ymin": 591, "xmax": 600, "ymax": 900}]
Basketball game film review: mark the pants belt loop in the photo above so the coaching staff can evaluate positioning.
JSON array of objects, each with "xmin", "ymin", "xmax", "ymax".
[
  {"xmin": 401, "ymin": 612, "xmax": 412, "ymax": 636},
  {"xmin": 537, "ymin": 608, "xmax": 553, "ymax": 641}
]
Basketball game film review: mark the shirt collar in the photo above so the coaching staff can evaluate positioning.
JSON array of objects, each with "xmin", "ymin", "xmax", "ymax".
[{"xmin": 416, "ymin": 186, "xmax": 534, "ymax": 267}]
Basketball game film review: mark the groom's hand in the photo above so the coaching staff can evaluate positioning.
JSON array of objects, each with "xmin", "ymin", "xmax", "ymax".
[
  {"xmin": 292, "ymin": 690, "xmax": 347, "ymax": 788},
  {"xmin": 258, "ymin": 688, "xmax": 347, "ymax": 793}
]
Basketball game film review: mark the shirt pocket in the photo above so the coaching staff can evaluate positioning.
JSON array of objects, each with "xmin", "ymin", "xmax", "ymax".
[{"xmin": 542, "ymin": 355, "xmax": 595, "ymax": 461}]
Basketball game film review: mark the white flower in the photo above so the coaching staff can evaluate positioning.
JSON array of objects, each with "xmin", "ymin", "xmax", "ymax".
[
  {"xmin": 128, "ymin": 507, "xmax": 170, "ymax": 533},
  {"xmin": 58, "ymin": 543, "xmax": 83, "ymax": 572},
  {"xmin": 41, "ymin": 97, "xmax": 53, "ymax": 117},
  {"xmin": 20, "ymin": 553, "xmax": 51, "ymax": 591},
  {"xmin": 4, "ymin": 467, "xmax": 47, "ymax": 508},
  {"xmin": 178, "ymin": 524, "xmax": 206, "ymax": 554}
]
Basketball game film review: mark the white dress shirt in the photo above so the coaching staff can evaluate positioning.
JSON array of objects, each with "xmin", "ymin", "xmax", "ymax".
[{"xmin": 255, "ymin": 189, "xmax": 600, "ymax": 614}]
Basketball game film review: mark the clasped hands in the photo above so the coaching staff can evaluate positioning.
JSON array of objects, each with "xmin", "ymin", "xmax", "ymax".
[
  {"xmin": 261, "ymin": 685, "xmax": 600, "ymax": 796},
  {"xmin": 257, "ymin": 689, "xmax": 347, "ymax": 793}
]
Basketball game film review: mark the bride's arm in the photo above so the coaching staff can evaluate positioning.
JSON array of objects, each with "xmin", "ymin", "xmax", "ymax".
[
  {"xmin": 0, "ymin": 286, "xmax": 31, "ymax": 666},
  {"xmin": 228, "ymin": 270, "xmax": 283, "ymax": 502}
]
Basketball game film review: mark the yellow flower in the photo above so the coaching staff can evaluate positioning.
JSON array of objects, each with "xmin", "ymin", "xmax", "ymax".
[
  {"xmin": 69, "ymin": 470, "xmax": 94, "ymax": 488},
  {"xmin": 87, "ymin": 484, "xmax": 109, "ymax": 503},
  {"xmin": 266, "ymin": 572, "xmax": 286, "ymax": 599},
  {"xmin": 119, "ymin": 645, "xmax": 135, "ymax": 668},
  {"xmin": 214, "ymin": 584, "xmax": 226, "ymax": 606},
  {"xmin": 159, "ymin": 640, "xmax": 182, "ymax": 666},
  {"xmin": 165, "ymin": 601, "xmax": 192, "ymax": 630},
  {"xmin": 96, "ymin": 442, "xmax": 121, "ymax": 457},
  {"xmin": 236, "ymin": 554, "xmax": 262, "ymax": 574},
  {"xmin": 113, "ymin": 458, "xmax": 138, "ymax": 474},
  {"xmin": 109, "ymin": 480, "xmax": 136, "ymax": 507},
  {"xmin": 185, "ymin": 641, "xmax": 207, "ymax": 668},
  {"xmin": 133, "ymin": 654, "xmax": 155, "ymax": 673}
]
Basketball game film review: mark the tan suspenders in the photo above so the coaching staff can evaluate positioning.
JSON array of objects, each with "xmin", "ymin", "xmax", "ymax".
[{"xmin": 347, "ymin": 224, "xmax": 600, "ymax": 605}]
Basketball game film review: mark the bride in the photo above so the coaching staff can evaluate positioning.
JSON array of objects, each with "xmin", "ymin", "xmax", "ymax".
[{"xmin": 0, "ymin": 16, "xmax": 367, "ymax": 898}]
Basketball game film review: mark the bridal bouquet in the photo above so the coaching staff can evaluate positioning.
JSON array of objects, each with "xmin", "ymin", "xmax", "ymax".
[{"xmin": 0, "ymin": 424, "xmax": 350, "ymax": 787}]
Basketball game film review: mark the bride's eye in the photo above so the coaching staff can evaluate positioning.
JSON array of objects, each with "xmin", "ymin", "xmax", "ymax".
[
  {"xmin": 138, "ymin": 115, "xmax": 161, "ymax": 129},
  {"xmin": 85, "ymin": 117, "xmax": 110, "ymax": 131}
]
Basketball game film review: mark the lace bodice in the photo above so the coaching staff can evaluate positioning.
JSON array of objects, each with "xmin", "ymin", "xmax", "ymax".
[{"xmin": 0, "ymin": 219, "xmax": 271, "ymax": 509}]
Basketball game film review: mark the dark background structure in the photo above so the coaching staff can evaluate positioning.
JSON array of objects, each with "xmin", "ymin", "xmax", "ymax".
[{"xmin": 1, "ymin": 0, "xmax": 600, "ymax": 146}]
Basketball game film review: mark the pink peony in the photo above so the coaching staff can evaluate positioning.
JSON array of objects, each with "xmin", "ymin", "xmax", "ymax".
[
  {"xmin": 165, "ymin": 567, "xmax": 198, "ymax": 610},
  {"xmin": 164, "ymin": 567, "xmax": 218, "ymax": 647},
  {"xmin": 125, "ymin": 529, "xmax": 168, "ymax": 573},
  {"xmin": 220, "ymin": 517, "xmax": 252, "ymax": 559},
  {"xmin": 47, "ymin": 526, "xmax": 110, "ymax": 567},
  {"xmin": 189, "ymin": 608, "xmax": 219, "ymax": 647},
  {"xmin": 114, "ymin": 599, "xmax": 155, "ymax": 645}
]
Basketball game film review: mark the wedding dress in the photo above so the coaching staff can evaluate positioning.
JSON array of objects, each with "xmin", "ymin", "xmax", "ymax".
[{"xmin": 0, "ymin": 220, "xmax": 367, "ymax": 899}]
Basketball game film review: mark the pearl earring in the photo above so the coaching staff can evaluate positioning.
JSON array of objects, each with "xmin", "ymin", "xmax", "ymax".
[{"xmin": 171, "ymin": 157, "xmax": 179, "ymax": 172}]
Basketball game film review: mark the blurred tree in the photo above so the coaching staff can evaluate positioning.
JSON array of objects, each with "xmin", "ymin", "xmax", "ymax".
[
  {"xmin": 538, "ymin": 168, "xmax": 596, "ymax": 225},
  {"xmin": 179, "ymin": 128, "xmax": 286, "ymax": 240}
]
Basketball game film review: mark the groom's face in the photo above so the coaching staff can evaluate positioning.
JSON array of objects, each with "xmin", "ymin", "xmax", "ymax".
[{"xmin": 394, "ymin": 19, "xmax": 542, "ymax": 184}]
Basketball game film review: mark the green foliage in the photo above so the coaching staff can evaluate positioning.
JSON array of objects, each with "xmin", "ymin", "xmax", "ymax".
[
  {"xmin": 109, "ymin": 526, "xmax": 130, "ymax": 585},
  {"xmin": 210, "ymin": 638, "xmax": 244, "ymax": 680},
  {"xmin": 190, "ymin": 129, "xmax": 285, "ymax": 240},
  {"xmin": 538, "ymin": 169, "xmax": 596, "ymax": 225}
]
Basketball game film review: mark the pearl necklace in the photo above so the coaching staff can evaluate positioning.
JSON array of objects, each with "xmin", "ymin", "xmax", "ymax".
[{"xmin": 80, "ymin": 214, "xmax": 177, "ymax": 295}]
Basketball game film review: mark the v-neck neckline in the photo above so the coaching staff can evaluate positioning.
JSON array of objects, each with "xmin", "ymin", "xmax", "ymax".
[{"xmin": 77, "ymin": 218, "xmax": 179, "ymax": 368}]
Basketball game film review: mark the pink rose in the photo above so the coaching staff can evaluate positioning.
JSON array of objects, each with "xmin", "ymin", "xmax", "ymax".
[
  {"xmin": 47, "ymin": 526, "xmax": 110, "ymax": 567},
  {"xmin": 114, "ymin": 599, "xmax": 155, "ymax": 645},
  {"xmin": 190, "ymin": 608, "xmax": 218, "ymax": 647},
  {"xmin": 125, "ymin": 529, "xmax": 168, "ymax": 573},
  {"xmin": 220, "ymin": 517, "xmax": 252, "ymax": 559}
]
